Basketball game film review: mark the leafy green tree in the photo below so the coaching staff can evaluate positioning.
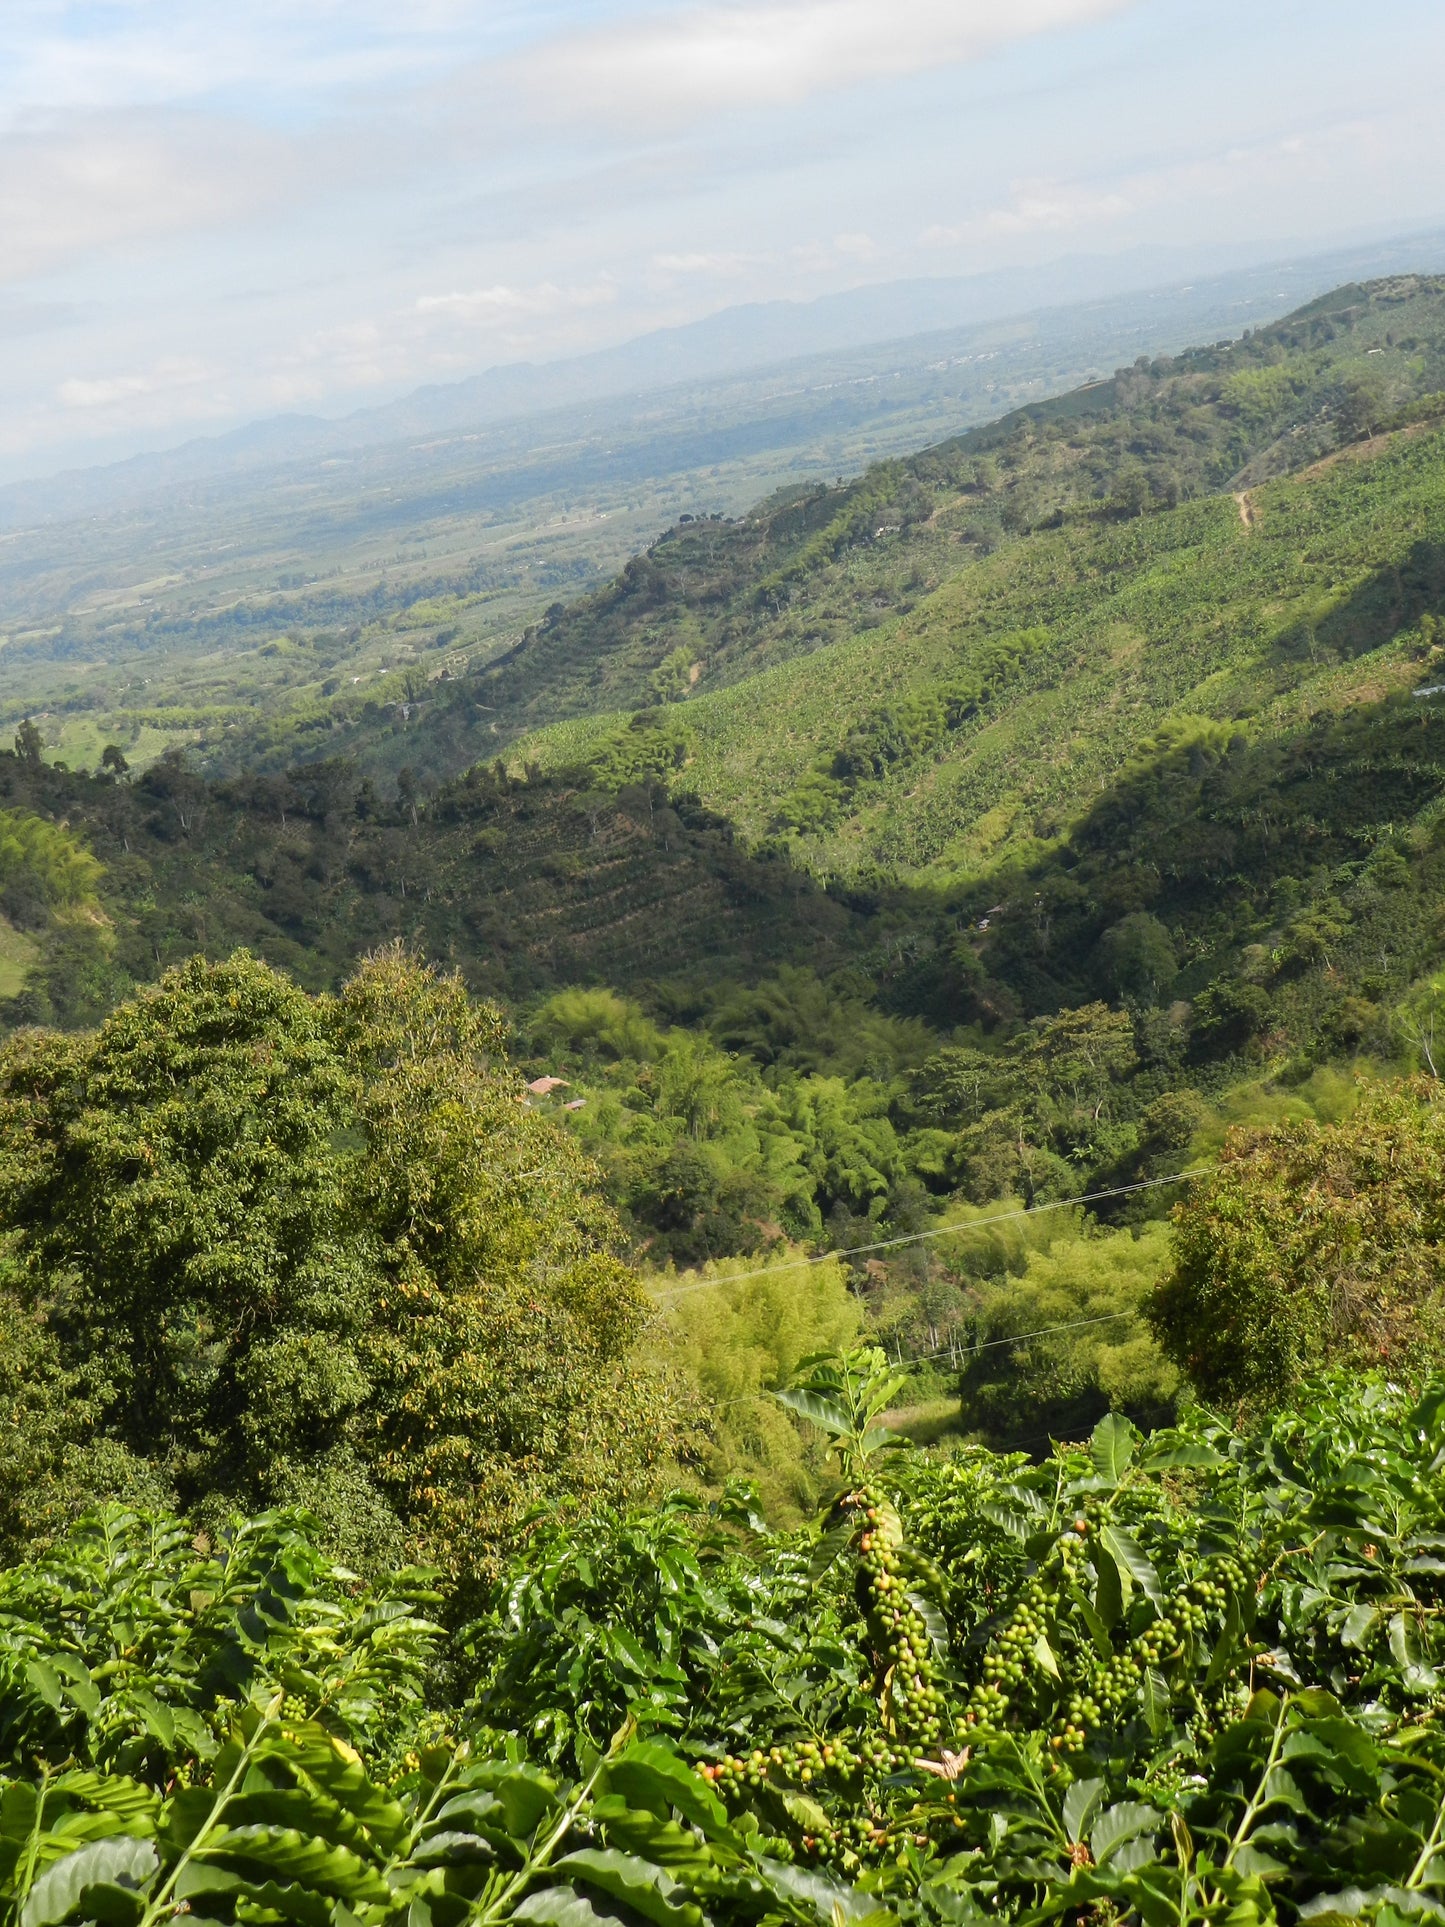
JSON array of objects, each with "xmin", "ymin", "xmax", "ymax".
[
  {"xmin": 0, "ymin": 949, "xmax": 677, "ymax": 1593},
  {"xmin": 0, "ymin": 1289, "xmax": 168, "ymax": 1561},
  {"xmin": 958, "ymin": 1220, "xmax": 1177, "ymax": 1445},
  {"xmin": 0, "ymin": 810, "xmax": 104, "ymax": 925},
  {"xmin": 1150, "ymin": 1079, "xmax": 1445, "ymax": 1404},
  {"xmin": 652, "ymin": 1031, "xmax": 749, "ymax": 1140},
  {"xmin": 1189, "ymin": 977, "xmax": 1273, "ymax": 1055},
  {"xmin": 783, "ymin": 1075, "xmax": 905, "ymax": 1217},
  {"xmin": 335, "ymin": 947, "xmax": 679, "ymax": 1588},
  {"xmin": 709, "ymin": 967, "xmax": 933, "ymax": 1081},
  {"xmin": 908, "ymin": 1046, "xmax": 1014, "ymax": 1127},
  {"xmin": 1093, "ymin": 913, "xmax": 1177, "ymax": 1005},
  {"xmin": 1013, "ymin": 1003, "xmax": 1137, "ymax": 1118},
  {"xmin": 946, "ymin": 1004, "xmax": 1140, "ymax": 1193},
  {"xmin": 649, "ymin": 645, "xmax": 695, "ymax": 703},
  {"xmin": 1335, "ymin": 370, "xmax": 1386, "ymax": 442},
  {"xmin": 0, "ymin": 954, "xmax": 372, "ymax": 1512},
  {"xmin": 955, "ymin": 1106, "xmax": 1077, "ymax": 1206},
  {"xmin": 531, "ymin": 986, "xmax": 665, "ymax": 1062},
  {"xmin": 632, "ymin": 1141, "xmax": 773, "ymax": 1263}
]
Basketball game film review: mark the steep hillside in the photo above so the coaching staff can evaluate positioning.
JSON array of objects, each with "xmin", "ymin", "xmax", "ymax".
[
  {"xmin": 873, "ymin": 690, "xmax": 1445, "ymax": 1046},
  {"xmin": 75, "ymin": 272, "xmax": 1436, "ymax": 798},
  {"xmin": 445, "ymin": 274, "xmax": 1445, "ymax": 761},
  {"xmin": 7, "ymin": 277, "xmax": 1445, "ymax": 1285},
  {"xmin": 0, "ymin": 750, "xmax": 865, "ymax": 1029},
  {"xmin": 5, "ymin": 263, "xmax": 1342, "ymax": 781},
  {"xmin": 9, "ymin": 279, "xmax": 1445, "ymax": 1051},
  {"xmin": 523, "ymin": 411, "xmax": 1445, "ymax": 883}
]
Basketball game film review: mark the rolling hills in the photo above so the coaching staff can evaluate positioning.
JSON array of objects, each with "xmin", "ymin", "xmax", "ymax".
[
  {"xmin": 503, "ymin": 273, "xmax": 1445, "ymax": 868},
  {"xmin": 7, "ymin": 276, "xmax": 1445, "ymax": 1017},
  {"xmin": 0, "ymin": 263, "xmax": 1332, "ymax": 781},
  {"xmin": 4, "ymin": 272, "xmax": 1445, "ymax": 1297},
  {"xmin": 2, "ymin": 245, "xmax": 1436, "ymax": 788}
]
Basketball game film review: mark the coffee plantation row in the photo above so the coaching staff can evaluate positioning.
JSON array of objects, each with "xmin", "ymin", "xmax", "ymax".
[{"xmin": 2, "ymin": 1355, "xmax": 1443, "ymax": 1927}]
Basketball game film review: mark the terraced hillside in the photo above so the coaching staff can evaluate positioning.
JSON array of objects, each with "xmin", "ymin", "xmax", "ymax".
[
  {"xmin": 509, "ymin": 286, "xmax": 1445, "ymax": 886},
  {"xmin": 452, "ymin": 273, "xmax": 1445, "ymax": 758},
  {"xmin": 0, "ymin": 751, "xmax": 865, "ymax": 1028}
]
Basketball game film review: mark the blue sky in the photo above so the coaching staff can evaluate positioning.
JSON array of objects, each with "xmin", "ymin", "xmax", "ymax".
[{"xmin": 3, "ymin": 0, "xmax": 1445, "ymax": 480}]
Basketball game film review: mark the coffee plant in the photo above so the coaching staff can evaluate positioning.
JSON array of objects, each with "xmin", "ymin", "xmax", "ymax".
[
  {"xmin": 469, "ymin": 1355, "xmax": 1445, "ymax": 1920},
  {"xmin": 4, "ymin": 1363, "xmax": 1445, "ymax": 1927}
]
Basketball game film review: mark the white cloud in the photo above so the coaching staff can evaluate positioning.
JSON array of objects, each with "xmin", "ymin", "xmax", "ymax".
[
  {"xmin": 58, "ymin": 354, "xmax": 214, "ymax": 409},
  {"xmin": 514, "ymin": 0, "xmax": 1136, "ymax": 125},
  {"xmin": 0, "ymin": 109, "xmax": 300, "ymax": 281},
  {"xmin": 651, "ymin": 249, "xmax": 762, "ymax": 275},
  {"xmin": 978, "ymin": 190, "xmax": 1134, "ymax": 235},
  {"xmin": 921, "ymin": 123, "xmax": 1376, "ymax": 254},
  {"xmin": 922, "ymin": 186, "xmax": 1134, "ymax": 246},
  {"xmin": 785, "ymin": 231, "xmax": 884, "ymax": 275},
  {"xmin": 414, "ymin": 280, "xmax": 619, "ymax": 323},
  {"xmin": 0, "ymin": 2, "xmax": 499, "ymax": 121},
  {"xmin": 0, "ymin": 1, "xmax": 1139, "ymax": 293}
]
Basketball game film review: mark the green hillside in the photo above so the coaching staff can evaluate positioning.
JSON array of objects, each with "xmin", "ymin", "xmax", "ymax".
[
  {"xmin": 475, "ymin": 273, "xmax": 1445, "ymax": 764},
  {"xmin": 2, "ymin": 270, "xmax": 1317, "ymax": 783},
  {"xmin": 10, "ymin": 283, "xmax": 1445, "ymax": 1912},
  {"xmin": 522, "ymin": 416, "xmax": 1445, "ymax": 884},
  {"xmin": 5, "ymin": 274, "xmax": 1445, "ymax": 1333},
  {"xmin": 499, "ymin": 279, "xmax": 1445, "ymax": 872},
  {"xmin": 0, "ymin": 752, "xmax": 863, "ymax": 1028}
]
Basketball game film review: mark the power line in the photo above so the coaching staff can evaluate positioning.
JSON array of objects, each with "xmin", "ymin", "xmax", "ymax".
[
  {"xmin": 709, "ymin": 1308, "xmax": 1147, "ymax": 1413},
  {"xmin": 649, "ymin": 1168, "xmax": 1206, "ymax": 1304}
]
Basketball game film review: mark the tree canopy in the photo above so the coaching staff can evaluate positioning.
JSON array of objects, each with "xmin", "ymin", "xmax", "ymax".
[
  {"xmin": 0, "ymin": 948, "xmax": 678, "ymax": 1595},
  {"xmin": 1149, "ymin": 1079, "xmax": 1445, "ymax": 1404}
]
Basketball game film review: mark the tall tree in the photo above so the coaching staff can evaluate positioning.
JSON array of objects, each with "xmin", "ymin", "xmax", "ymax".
[
  {"xmin": 0, "ymin": 949, "xmax": 677, "ymax": 1595},
  {"xmin": 1149, "ymin": 1080, "xmax": 1445, "ymax": 1404}
]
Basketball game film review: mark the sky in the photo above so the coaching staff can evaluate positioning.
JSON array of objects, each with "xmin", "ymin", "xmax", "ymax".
[{"xmin": 3, "ymin": 0, "xmax": 1445, "ymax": 482}]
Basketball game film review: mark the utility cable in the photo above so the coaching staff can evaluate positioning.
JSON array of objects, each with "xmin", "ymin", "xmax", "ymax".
[
  {"xmin": 708, "ymin": 1308, "xmax": 1146, "ymax": 1413},
  {"xmin": 648, "ymin": 1167, "xmax": 1206, "ymax": 1303}
]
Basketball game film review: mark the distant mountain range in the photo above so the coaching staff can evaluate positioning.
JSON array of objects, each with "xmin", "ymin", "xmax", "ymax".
[{"xmin": 5, "ymin": 226, "xmax": 1444, "ymax": 530}]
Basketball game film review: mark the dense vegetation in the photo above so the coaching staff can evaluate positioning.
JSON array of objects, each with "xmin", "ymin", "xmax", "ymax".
[
  {"xmin": 492, "ymin": 274, "xmax": 1445, "ymax": 766},
  {"xmin": 2, "ymin": 282, "xmax": 1445, "ymax": 1384},
  {"xmin": 3, "ymin": 1361, "xmax": 1444, "ymax": 1927},
  {"xmin": 0, "ymin": 951, "xmax": 677, "ymax": 1597},
  {"xmin": 6, "ymin": 277, "xmax": 1445, "ymax": 1927}
]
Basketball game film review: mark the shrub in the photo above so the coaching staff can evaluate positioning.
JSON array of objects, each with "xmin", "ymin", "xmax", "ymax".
[{"xmin": 1150, "ymin": 1078, "xmax": 1445, "ymax": 1403}]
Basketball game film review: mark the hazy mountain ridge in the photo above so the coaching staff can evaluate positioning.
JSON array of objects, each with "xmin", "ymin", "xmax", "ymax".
[
  {"xmin": 431, "ymin": 273, "xmax": 1445, "ymax": 793},
  {"xmin": 8, "ymin": 231, "xmax": 1434, "ymax": 522}
]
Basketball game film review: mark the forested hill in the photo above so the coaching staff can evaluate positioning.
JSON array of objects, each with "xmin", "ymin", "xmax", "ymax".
[
  {"xmin": 321, "ymin": 271, "xmax": 1445, "ymax": 776},
  {"xmin": 5, "ymin": 274, "xmax": 1445, "ymax": 1297},
  {"xmin": 0, "ymin": 745, "xmax": 865, "ymax": 1025}
]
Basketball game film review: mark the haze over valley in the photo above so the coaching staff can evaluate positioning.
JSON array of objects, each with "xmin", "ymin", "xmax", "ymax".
[{"xmin": 5, "ymin": 9, "xmax": 1445, "ymax": 1916}]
